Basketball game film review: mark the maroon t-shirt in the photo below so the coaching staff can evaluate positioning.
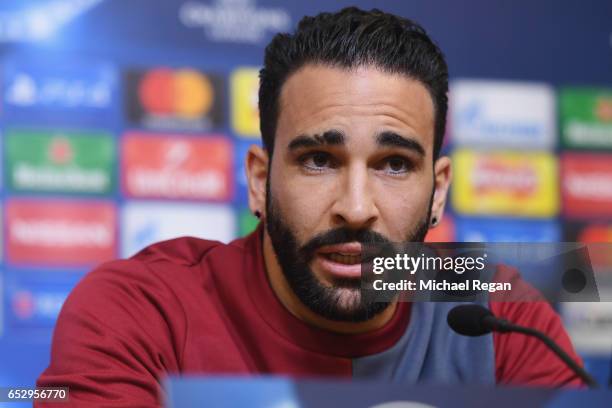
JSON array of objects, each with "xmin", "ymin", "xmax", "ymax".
[{"xmin": 37, "ymin": 226, "xmax": 583, "ymax": 406}]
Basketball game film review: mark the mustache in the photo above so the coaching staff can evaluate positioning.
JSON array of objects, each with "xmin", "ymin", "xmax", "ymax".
[{"xmin": 299, "ymin": 227, "xmax": 391, "ymax": 260}]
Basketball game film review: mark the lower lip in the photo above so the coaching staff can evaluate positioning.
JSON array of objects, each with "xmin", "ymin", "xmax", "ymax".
[{"xmin": 316, "ymin": 254, "xmax": 362, "ymax": 279}]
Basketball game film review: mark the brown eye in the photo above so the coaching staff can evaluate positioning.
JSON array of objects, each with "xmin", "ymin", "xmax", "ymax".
[
  {"xmin": 388, "ymin": 157, "xmax": 406, "ymax": 172},
  {"xmin": 383, "ymin": 156, "xmax": 411, "ymax": 174},
  {"xmin": 311, "ymin": 152, "xmax": 330, "ymax": 168},
  {"xmin": 299, "ymin": 151, "xmax": 334, "ymax": 171}
]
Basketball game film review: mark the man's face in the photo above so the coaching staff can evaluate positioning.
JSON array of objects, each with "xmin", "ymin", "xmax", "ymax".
[{"xmin": 264, "ymin": 64, "xmax": 440, "ymax": 322}]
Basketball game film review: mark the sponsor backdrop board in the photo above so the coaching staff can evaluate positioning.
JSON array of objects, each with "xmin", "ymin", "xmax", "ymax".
[
  {"xmin": 2, "ymin": 59, "xmax": 119, "ymax": 124},
  {"xmin": 561, "ymin": 153, "xmax": 612, "ymax": 219},
  {"xmin": 121, "ymin": 132, "xmax": 234, "ymax": 201},
  {"xmin": 124, "ymin": 68, "xmax": 225, "ymax": 131},
  {"xmin": 560, "ymin": 88, "xmax": 612, "ymax": 150},
  {"xmin": 120, "ymin": 201, "xmax": 235, "ymax": 257},
  {"xmin": 451, "ymin": 149, "xmax": 559, "ymax": 218},
  {"xmin": 450, "ymin": 80, "xmax": 556, "ymax": 150},
  {"xmin": 6, "ymin": 128, "xmax": 116, "ymax": 195},
  {"xmin": 0, "ymin": 0, "xmax": 610, "ymax": 389}
]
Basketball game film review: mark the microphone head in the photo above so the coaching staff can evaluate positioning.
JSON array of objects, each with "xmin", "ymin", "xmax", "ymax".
[{"xmin": 447, "ymin": 304, "xmax": 495, "ymax": 337}]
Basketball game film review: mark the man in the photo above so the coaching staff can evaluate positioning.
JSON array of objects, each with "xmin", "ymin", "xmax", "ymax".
[{"xmin": 37, "ymin": 7, "xmax": 583, "ymax": 406}]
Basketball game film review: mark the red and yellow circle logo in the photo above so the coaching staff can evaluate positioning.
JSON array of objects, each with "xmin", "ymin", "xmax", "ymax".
[{"xmin": 138, "ymin": 68, "xmax": 214, "ymax": 119}]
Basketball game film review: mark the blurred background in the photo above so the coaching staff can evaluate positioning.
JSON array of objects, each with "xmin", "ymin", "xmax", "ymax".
[{"xmin": 0, "ymin": 0, "xmax": 610, "ymax": 393}]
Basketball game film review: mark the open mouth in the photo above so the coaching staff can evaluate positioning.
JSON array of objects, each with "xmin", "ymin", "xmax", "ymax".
[
  {"xmin": 321, "ymin": 252, "xmax": 361, "ymax": 265},
  {"xmin": 314, "ymin": 242, "xmax": 370, "ymax": 280}
]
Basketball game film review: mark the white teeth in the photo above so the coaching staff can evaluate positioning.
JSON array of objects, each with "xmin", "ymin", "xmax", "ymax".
[{"xmin": 327, "ymin": 253, "xmax": 361, "ymax": 265}]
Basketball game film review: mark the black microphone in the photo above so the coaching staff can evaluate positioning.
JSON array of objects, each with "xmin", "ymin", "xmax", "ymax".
[{"xmin": 447, "ymin": 304, "xmax": 598, "ymax": 388}]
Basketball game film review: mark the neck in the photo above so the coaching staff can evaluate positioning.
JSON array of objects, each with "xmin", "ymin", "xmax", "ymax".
[{"xmin": 262, "ymin": 230, "xmax": 397, "ymax": 334}]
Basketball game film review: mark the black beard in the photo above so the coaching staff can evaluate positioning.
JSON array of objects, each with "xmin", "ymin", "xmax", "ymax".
[{"xmin": 264, "ymin": 177, "xmax": 432, "ymax": 323}]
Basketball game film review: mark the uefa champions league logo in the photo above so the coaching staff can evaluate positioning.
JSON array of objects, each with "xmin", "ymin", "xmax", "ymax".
[{"xmin": 179, "ymin": 0, "xmax": 292, "ymax": 44}]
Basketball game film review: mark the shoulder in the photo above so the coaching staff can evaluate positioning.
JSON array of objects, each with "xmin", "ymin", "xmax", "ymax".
[
  {"xmin": 50, "ymin": 235, "xmax": 252, "ymax": 362},
  {"xmin": 489, "ymin": 265, "xmax": 583, "ymax": 387},
  {"xmin": 489, "ymin": 264, "xmax": 567, "ymax": 329},
  {"xmin": 131, "ymin": 236, "xmax": 227, "ymax": 266},
  {"xmin": 90, "ymin": 234, "xmax": 251, "ymax": 288},
  {"xmin": 39, "ymin": 232, "xmax": 261, "ymax": 404},
  {"xmin": 64, "ymin": 234, "xmax": 253, "ymax": 321}
]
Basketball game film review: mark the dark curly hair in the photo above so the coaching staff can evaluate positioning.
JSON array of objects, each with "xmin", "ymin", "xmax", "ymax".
[{"xmin": 259, "ymin": 6, "xmax": 448, "ymax": 159}]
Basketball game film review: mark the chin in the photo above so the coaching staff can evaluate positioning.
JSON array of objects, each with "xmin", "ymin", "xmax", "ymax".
[{"xmin": 325, "ymin": 287, "xmax": 366, "ymax": 317}]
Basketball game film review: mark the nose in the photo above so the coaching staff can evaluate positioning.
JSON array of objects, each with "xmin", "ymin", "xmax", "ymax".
[{"xmin": 331, "ymin": 164, "xmax": 379, "ymax": 229}]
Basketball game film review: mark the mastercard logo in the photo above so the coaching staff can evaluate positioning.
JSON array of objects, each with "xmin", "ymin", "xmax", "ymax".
[{"xmin": 138, "ymin": 68, "xmax": 214, "ymax": 119}]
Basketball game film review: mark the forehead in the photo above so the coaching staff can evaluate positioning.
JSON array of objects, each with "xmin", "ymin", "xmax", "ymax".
[{"xmin": 276, "ymin": 64, "xmax": 435, "ymax": 152}]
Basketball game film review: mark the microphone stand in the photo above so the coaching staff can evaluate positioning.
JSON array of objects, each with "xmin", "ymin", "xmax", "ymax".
[{"xmin": 485, "ymin": 316, "xmax": 598, "ymax": 388}]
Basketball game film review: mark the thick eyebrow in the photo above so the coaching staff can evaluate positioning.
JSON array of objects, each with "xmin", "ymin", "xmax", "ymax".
[
  {"xmin": 376, "ymin": 131, "xmax": 426, "ymax": 157},
  {"xmin": 287, "ymin": 130, "xmax": 345, "ymax": 151}
]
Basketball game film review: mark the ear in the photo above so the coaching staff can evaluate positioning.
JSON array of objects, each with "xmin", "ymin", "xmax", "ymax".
[
  {"xmin": 246, "ymin": 144, "xmax": 269, "ymax": 219},
  {"xmin": 430, "ymin": 155, "xmax": 452, "ymax": 227}
]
